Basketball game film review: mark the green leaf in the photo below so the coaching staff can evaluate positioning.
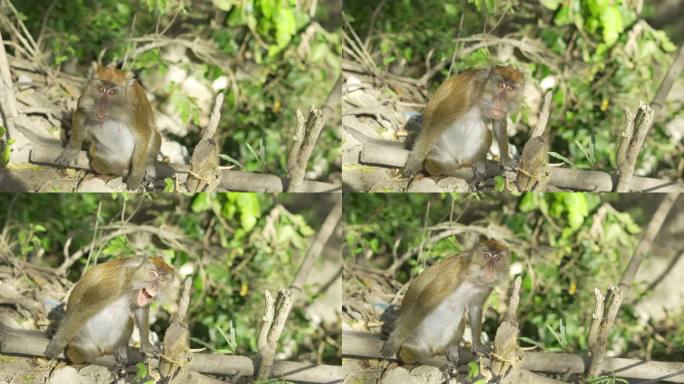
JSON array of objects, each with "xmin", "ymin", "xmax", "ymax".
[
  {"xmin": 600, "ymin": 6, "xmax": 623, "ymax": 45},
  {"xmin": 541, "ymin": 0, "xmax": 561, "ymax": 10},
  {"xmin": 213, "ymin": 0, "xmax": 234, "ymax": 12},
  {"xmin": 554, "ymin": 5, "xmax": 572, "ymax": 26},
  {"xmin": 493, "ymin": 176, "xmax": 506, "ymax": 192},
  {"xmin": 467, "ymin": 361, "xmax": 479, "ymax": 378},
  {"xmin": 233, "ymin": 193, "xmax": 260, "ymax": 232},
  {"xmin": 564, "ymin": 193, "xmax": 588, "ymax": 230},
  {"xmin": 163, "ymin": 178, "xmax": 175, "ymax": 192},
  {"xmin": 191, "ymin": 193, "xmax": 214, "ymax": 212}
]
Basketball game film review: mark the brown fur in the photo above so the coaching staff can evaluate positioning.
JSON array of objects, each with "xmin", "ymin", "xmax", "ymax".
[
  {"xmin": 57, "ymin": 65, "xmax": 161, "ymax": 190},
  {"xmin": 45, "ymin": 256, "xmax": 173, "ymax": 364},
  {"xmin": 403, "ymin": 65, "xmax": 524, "ymax": 177},
  {"xmin": 381, "ymin": 241, "xmax": 510, "ymax": 363}
]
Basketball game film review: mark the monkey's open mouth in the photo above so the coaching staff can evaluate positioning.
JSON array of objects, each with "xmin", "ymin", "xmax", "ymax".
[
  {"xmin": 490, "ymin": 108, "xmax": 505, "ymax": 119},
  {"xmin": 137, "ymin": 288, "xmax": 156, "ymax": 306}
]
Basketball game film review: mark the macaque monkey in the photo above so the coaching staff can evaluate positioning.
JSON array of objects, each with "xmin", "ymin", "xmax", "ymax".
[
  {"xmin": 45, "ymin": 256, "xmax": 174, "ymax": 364},
  {"xmin": 380, "ymin": 240, "xmax": 510, "ymax": 365},
  {"xmin": 403, "ymin": 65, "xmax": 524, "ymax": 178},
  {"xmin": 56, "ymin": 64, "xmax": 161, "ymax": 190}
]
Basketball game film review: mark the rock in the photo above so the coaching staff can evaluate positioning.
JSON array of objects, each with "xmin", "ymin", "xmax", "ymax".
[
  {"xmin": 78, "ymin": 365, "xmax": 115, "ymax": 383},
  {"xmin": 380, "ymin": 366, "xmax": 423, "ymax": 384},
  {"xmin": 49, "ymin": 366, "xmax": 81, "ymax": 384},
  {"xmin": 410, "ymin": 365, "xmax": 445, "ymax": 384}
]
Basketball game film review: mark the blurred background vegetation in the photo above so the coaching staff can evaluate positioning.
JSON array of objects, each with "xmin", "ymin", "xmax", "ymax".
[
  {"xmin": 10, "ymin": 0, "xmax": 341, "ymax": 181},
  {"xmin": 343, "ymin": 0, "xmax": 683, "ymax": 180},
  {"xmin": 343, "ymin": 193, "xmax": 684, "ymax": 362},
  {"xmin": 0, "ymin": 193, "xmax": 341, "ymax": 366}
]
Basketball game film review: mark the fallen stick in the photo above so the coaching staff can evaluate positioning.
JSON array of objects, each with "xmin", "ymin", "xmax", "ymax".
[
  {"xmin": 0, "ymin": 328, "xmax": 347, "ymax": 383},
  {"xmin": 355, "ymin": 143, "xmax": 684, "ymax": 192},
  {"xmin": 342, "ymin": 330, "xmax": 684, "ymax": 383},
  {"xmin": 29, "ymin": 143, "xmax": 340, "ymax": 193}
]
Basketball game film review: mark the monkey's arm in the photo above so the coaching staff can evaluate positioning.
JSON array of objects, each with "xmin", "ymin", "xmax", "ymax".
[
  {"xmin": 467, "ymin": 288, "xmax": 492, "ymax": 352},
  {"xmin": 55, "ymin": 110, "xmax": 86, "ymax": 167},
  {"xmin": 127, "ymin": 132, "xmax": 150, "ymax": 190},
  {"xmin": 493, "ymin": 120, "xmax": 514, "ymax": 168},
  {"xmin": 133, "ymin": 307, "xmax": 158, "ymax": 355}
]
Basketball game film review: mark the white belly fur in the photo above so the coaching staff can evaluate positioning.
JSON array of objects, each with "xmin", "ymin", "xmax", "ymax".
[
  {"xmin": 433, "ymin": 107, "xmax": 489, "ymax": 164},
  {"xmin": 74, "ymin": 294, "xmax": 132, "ymax": 351},
  {"xmin": 89, "ymin": 119, "xmax": 136, "ymax": 161},
  {"xmin": 409, "ymin": 281, "xmax": 478, "ymax": 352}
]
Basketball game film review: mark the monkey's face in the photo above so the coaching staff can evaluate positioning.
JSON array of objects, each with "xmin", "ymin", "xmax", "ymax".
[
  {"xmin": 480, "ymin": 66, "xmax": 524, "ymax": 121},
  {"xmin": 83, "ymin": 79, "xmax": 129, "ymax": 121},
  {"xmin": 469, "ymin": 241, "xmax": 511, "ymax": 285},
  {"xmin": 131, "ymin": 257, "xmax": 174, "ymax": 307}
]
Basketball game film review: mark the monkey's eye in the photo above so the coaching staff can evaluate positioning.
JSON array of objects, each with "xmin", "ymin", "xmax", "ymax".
[
  {"xmin": 98, "ymin": 86, "xmax": 105, "ymax": 93},
  {"xmin": 498, "ymin": 82, "xmax": 505, "ymax": 88},
  {"xmin": 149, "ymin": 270, "xmax": 159, "ymax": 279},
  {"xmin": 108, "ymin": 88, "xmax": 117, "ymax": 95}
]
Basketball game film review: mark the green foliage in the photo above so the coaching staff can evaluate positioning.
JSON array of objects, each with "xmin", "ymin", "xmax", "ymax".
[
  {"xmin": 12, "ymin": 0, "xmax": 340, "ymax": 180},
  {"xmin": 344, "ymin": 193, "xmax": 684, "ymax": 361},
  {"xmin": 0, "ymin": 193, "xmax": 336, "ymax": 364},
  {"xmin": 345, "ymin": 0, "xmax": 679, "ymax": 178}
]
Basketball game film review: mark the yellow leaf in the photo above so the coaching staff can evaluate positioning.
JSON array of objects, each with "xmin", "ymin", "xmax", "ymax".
[
  {"xmin": 569, "ymin": 281, "xmax": 576, "ymax": 295},
  {"xmin": 600, "ymin": 99, "xmax": 609, "ymax": 112},
  {"xmin": 240, "ymin": 281, "xmax": 249, "ymax": 296}
]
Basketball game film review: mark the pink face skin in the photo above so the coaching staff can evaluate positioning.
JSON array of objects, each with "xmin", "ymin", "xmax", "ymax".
[{"xmin": 482, "ymin": 77, "xmax": 522, "ymax": 120}]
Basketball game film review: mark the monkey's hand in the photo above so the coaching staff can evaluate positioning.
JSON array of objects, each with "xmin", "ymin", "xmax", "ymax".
[
  {"xmin": 499, "ymin": 157, "xmax": 519, "ymax": 172},
  {"xmin": 403, "ymin": 152, "xmax": 424, "ymax": 177},
  {"xmin": 379, "ymin": 340, "xmax": 399, "ymax": 358},
  {"xmin": 446, "ymin": 344, "xmax": 460, "ymax": 365},
  {"xmin": 55, "ymin": 148, "xmax": 79, "ymax": 168},
  {"xmin": 141, "ymin": 342, "xmax": 161, "ymax": 358},
  {"xmin": 126, "ymin": 174, "xmax": 144, "ymax": 191},
  {"xmin": 45, "ymin": 339, "xmax": 65, "ymax": 360}
]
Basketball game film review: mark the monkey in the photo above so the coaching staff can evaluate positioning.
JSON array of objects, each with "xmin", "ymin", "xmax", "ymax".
[
  {"xmin": 56, "ymin": 64, "xmax": 161, "ymax": 190},
  {"xmin": 45, "ymin": 256, "xmax": 174, "ymax": 365},
  {"xmin": 380, "ymin": 239, "xmax": 510, "ymax": 365},
  {"xmin": 403, "ymin": 65, "xmax": 524, "ymax": 178}
]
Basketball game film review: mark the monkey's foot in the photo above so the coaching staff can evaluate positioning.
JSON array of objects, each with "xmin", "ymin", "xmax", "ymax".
[
  {"xmin": 55, "ymin": 149, "xmax": 79, "ymax": 168},
  {"xmin": 402, "ymin": 153, "xmax": 424, "ymax": 177}
]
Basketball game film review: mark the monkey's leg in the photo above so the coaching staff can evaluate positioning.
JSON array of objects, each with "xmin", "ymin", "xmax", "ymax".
[
  {"xmin": 468, "ymin": 301, "xmax": 487, "ymax": 354},
  {"xmin": 89, "ymin": 143, "xmax": 129, "ymax": 177},
  {"xmin": 126, "ymin": 136, "xmax": 150, "ymax": 190},
  {"xmin": 446, "ymin": 318, "xmax": 466, "ymax": 365},
  {"xmin": 144, "ymin": 131, "xmax": 161, "ymax": 181},
  {"xmin": 65, "ymin": 340, "xmax": 98, "ymax": 365},
  {"xmin": 398, "ymin": 338, "xmax": 432, "ymax": 365},
  {"xmin": 424, "ymin": 150, "xmax": 459, "ymax": 177},
  {"xmin": 379, "ymin": 332, "xmax": 401, "ymax": 357}
]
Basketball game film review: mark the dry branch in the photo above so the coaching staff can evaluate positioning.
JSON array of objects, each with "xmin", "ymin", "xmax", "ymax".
[
  {"xmin": 0, "ymin": 329, "xmax": 347, "ymax": 383},
  {"xmin": 616, "ymin": 103, "xmax": 655, "ymax": 192},
  {"xmin": 256, "ymin": 200, "xmax": 342, "ymax": 379},
  {"xmin": 342, "ymin": 331, "xmax": 684, "ymax": 383},
  {"xmin": 620, "ymin": 192, "xmax": 680, "ymax": 290},
  {"xmin": 0, "ymin": 30, "xmax": 19, "ymax": 158},
  {"xmin": 287, "ymin": 108, "xmax": 326, "ymax": 192},
  {"xmin": 186, "ymin": 92, "xmax": 224, "ymax": 192},
  {"xmin": 586, "ymin": 286, "xmax": 623, "ymax": 377},
  {"xmin": 355, "ymin": 143, "xmax": 684, "ymax": 192},
  {"xmin": 256, "ymin": 289, "xmax": 295, "ymax": 380},
  {"xmin": 29, "ymin": 143, "xmax": 340, "ymax": 192},
  {"xmin": 586, "ymin": 192, "xmax": 679, "ymax": 379},
  {"xmin": 160, "ymin": 276, "xmax": 193, "ymax": 380}
]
